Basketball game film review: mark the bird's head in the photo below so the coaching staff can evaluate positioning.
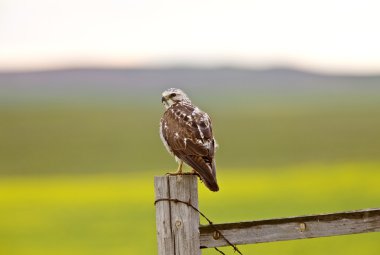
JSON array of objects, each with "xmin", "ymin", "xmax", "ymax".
[{"xmin": 161, "ymin": 88, "xmax": 191, "ymax": 109}]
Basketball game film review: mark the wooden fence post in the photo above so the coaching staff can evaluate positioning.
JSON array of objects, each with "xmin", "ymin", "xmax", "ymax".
[{"xmin": 154, "ymin": 175, "xmax": 201, "ymax": 255}]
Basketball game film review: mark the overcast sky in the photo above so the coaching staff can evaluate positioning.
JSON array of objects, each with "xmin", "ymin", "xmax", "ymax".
[{"xmin": 1, "ymin": 0, "xmax": 379, "ymax": 73}]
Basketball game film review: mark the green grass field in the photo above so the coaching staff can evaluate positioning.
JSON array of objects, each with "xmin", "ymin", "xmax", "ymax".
[
  {"xmin": 1, "ymin": 92, "xmax": 380, "ymax": 254},
  {"xmin": 1, "ymin": 92, "xmax": 380, "ymax": 174},
  {"xmin": 1, "ymin": 163, "xmax": 379, "ymax": 255}
]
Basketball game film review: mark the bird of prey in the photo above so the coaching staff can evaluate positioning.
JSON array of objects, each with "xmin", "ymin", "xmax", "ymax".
[{"xmin": 160, "ymin": 88, "xmax": 219, "ymax": 192}]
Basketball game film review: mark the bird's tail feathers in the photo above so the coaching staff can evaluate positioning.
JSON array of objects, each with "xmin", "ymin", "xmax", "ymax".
[{"xmin": 184, "ymin": 156, "xmax": 219, "ymax": 192}]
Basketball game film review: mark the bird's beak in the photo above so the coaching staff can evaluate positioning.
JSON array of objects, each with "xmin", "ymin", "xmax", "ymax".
[{"xmin": 161, "ymin": 96, "xmax": 166, "ymax": 103}]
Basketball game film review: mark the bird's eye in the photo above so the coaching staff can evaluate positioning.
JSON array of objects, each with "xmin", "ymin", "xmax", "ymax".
[{"xmin": 170, "ymin": 93, "xmax": 177, "ymax": 97}]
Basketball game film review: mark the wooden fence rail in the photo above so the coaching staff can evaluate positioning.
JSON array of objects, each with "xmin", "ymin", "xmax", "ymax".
[
  {"xmin": 200, "ymin": 208, "xmax": 380, "ymax": 248},
  {"xmin": 154, "ymin": 175, "xmax": 380, "ymax": 255}
]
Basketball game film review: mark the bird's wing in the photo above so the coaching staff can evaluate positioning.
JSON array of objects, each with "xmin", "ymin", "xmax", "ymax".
[{"xmin": 161, "ymin": 102, "xmax": 219, "ymax": 191}]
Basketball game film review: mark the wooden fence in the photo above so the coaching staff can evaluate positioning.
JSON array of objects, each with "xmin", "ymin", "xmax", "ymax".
[{"xmin": 154, "ymin": 175, "xmax": 380, "ymax": 255}]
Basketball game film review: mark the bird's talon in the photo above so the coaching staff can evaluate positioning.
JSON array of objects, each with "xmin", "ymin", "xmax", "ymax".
[
  {"xmin": 191, "ymin": 169, "xmax": 200, "ymax": 177},
  {"xmin": 165, "ymin": 171, "xmax": 182, "ymax": 176},
  {"xmin": 181, "ymin": 172, "xmax": 198, "ymax": 175}
]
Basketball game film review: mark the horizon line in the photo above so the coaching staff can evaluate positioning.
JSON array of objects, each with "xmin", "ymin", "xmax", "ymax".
[{"xmin": 1, "ymin": 64, "xmax": 380, "ymax": 77}]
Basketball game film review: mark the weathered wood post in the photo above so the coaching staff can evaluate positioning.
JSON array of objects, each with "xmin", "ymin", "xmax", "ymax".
[{"xmin": 154, "ymin": 175, "xmax": 201, "ymax": 255}]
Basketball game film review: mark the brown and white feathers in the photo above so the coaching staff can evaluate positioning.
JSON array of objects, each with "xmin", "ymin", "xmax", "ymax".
[{"xmin": 160, "ymin": 88, "xmax": 219, "ymax": 192}]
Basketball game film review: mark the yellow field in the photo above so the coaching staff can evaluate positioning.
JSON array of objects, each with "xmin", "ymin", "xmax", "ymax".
[{"xmin": 1, "ymin": 162, "xmax": 379, "ymax": 255}]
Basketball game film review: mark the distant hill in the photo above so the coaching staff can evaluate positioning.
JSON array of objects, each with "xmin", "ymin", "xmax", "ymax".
[{"xmin": 1, "ymin": 67, "xmax": 379, "ymax": 105}]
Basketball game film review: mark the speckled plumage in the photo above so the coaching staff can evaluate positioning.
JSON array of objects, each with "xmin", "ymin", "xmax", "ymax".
[{"xmin": 160, "ymin": 88, "xmax": 219, "ymax": 192}]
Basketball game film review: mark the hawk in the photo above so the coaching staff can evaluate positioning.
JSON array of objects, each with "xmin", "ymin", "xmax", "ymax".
[{"xmin": 160, "ymin": 88, "xmax": 219, "ymax": 192}]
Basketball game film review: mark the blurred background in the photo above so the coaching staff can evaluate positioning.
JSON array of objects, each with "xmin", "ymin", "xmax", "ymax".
[{"xmin": 1, "ymin": 0, "xmax": 380, "ymax": 254}]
